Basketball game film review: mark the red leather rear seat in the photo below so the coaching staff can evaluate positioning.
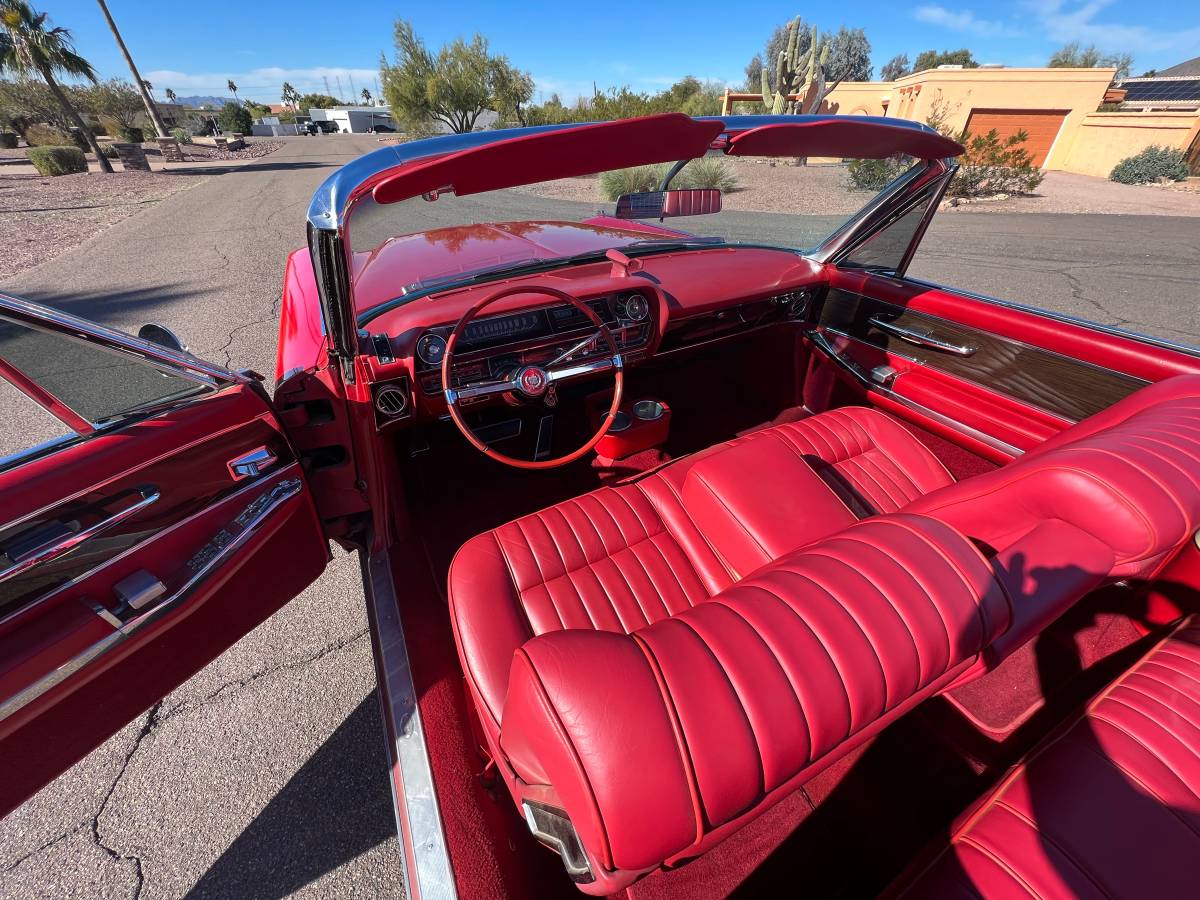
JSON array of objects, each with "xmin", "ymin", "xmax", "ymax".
[{"xmin": 894, "ymin": 615, "xmax": 1200, "ymax": 900}]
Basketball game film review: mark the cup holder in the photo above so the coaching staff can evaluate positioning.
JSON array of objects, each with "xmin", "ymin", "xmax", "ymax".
[
  {"xmin": 633, "ymin": 400, "xmax": 665, "ymax": 421},
  {"xmin": 609, "ymin": 410, "xmax": 632, "ymax": 432}
]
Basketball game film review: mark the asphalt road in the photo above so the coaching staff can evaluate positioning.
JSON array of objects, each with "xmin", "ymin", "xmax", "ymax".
[{"xmin": 0, "ymin": 137, "xmax": 1198, "ymax": 900}]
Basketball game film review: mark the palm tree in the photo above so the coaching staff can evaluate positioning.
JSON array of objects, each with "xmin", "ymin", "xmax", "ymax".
[
  {"xmin": 0, "ymin": 0, "xmax": 113, "ymax": 172},
  {"xmin": 281, "ymin": 81, "xmax": 297, "ymax": 109},
  {"xmin": 95, "ymin": 0, "xmax": 167, "ymax": 138},
  {"xmin": 227, "ymin": 79, "xmax": 238, "ymax": 103},
  {"xmin": 165, "ymin": 87, "xmax": 176, "ymax": 104},
  {"xmin": 361, "ymin": 87, "xmax": 371, "ymax": 105}
]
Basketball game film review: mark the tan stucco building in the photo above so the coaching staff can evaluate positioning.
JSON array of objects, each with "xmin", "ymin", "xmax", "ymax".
[{"xmin": 724, "ymin": 66, "xmax": 1200, "ymax": 178}]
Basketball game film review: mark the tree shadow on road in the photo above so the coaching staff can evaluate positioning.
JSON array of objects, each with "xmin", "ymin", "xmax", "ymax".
[{"xmin": 183, "ymin": 693, "xmax": 398, "ymax": 899}]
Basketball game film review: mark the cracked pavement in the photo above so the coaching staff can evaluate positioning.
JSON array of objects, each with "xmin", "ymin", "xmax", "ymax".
[
  {"xmin": 1, "ymin": 136, "xmax": 405, "ymax": 899},
  {"xmin": 0, "ymin": 138, "xmax": 1197, "ymax": 898}
]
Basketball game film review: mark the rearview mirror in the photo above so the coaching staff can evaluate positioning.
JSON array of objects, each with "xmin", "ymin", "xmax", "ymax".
[{"xmin": 614, "ymin": 188, "xmax": 722, "ymax": 219}]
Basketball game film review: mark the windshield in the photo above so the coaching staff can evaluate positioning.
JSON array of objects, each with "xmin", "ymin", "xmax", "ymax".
[{"xmin": 346, "ymin": 151, "xmax": 922, "ymax": 317}]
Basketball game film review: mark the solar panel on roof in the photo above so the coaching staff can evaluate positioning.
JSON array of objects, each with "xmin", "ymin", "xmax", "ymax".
[{"xmin": 1121, "ymin": 79, "xmax": 1200, "ymax": 102}]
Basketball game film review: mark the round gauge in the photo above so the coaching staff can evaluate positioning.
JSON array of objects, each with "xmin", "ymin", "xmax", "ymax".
[
  {"xmin": 623, "ymin": 293, "xmax": 649, "ymax": 322},
  {"xmin": 416, "ymin": 332, "xmax": 447, "ymax": 367}
]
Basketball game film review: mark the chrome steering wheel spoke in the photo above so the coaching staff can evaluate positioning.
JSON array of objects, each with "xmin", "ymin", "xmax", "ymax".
[
  {"xmin": 547, "ymin": 353, "xmax": 622, "ymax": 384},
  {"xmin": 447, "ymin": 375, "xmax": 519, "ymax": 402}
]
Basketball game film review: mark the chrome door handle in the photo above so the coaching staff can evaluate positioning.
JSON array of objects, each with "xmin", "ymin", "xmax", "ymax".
[
  {"xmin": 868, "ymin": 316, "xmax": 977, "ymax": 357},
  {"xmin": 0, "ymin": 487, "xmax": 160, "ymax": 585},
  {"xmin": 227, "ymin": 446, "xmax": 278, "ymax": 480}
]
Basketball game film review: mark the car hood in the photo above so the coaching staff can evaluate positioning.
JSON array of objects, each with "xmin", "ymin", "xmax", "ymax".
[{"xmin": 350, "ymin": 220, "xmax": 658, "ymax": 312}]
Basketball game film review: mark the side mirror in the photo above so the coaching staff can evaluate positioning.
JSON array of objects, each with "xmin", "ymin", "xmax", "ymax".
[
  {"xmin": 614, "ymin": 188, "xmax": 722, "ymax": 220},
  {"xmin": 138, "ymin": 323, "xmax": 188, "ymax": 353}
]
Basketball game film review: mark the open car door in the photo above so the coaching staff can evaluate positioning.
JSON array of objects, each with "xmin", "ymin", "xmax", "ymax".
[{"xmin": 0, "ymin": 293, "xmax": 332, "ymax": 815}]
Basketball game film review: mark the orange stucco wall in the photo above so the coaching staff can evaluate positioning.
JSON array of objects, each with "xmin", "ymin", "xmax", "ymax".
[{"xmin": 815, "ymin": 67, "xmax": 1200, "ymax": 176}]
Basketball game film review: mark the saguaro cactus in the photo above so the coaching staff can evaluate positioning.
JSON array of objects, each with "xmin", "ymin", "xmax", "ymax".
[{"xmin": 761, "ymin": 19, "xmax": 834, "ymax": 114}]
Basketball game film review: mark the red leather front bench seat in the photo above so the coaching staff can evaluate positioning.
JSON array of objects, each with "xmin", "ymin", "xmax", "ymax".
[
  {"xmin": 503, "ymin": 514, "xmax": 1008, "ymax": 889},
  {"xmin": 893, "ymin": 615, "xmax": 1200, "ymax": 900}
]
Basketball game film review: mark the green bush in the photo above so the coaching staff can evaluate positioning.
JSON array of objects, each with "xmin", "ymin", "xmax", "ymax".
[
  {"xmin": 1109, "ymin": 145, "xmax": 1190, "ymax": 184},
  {"xmin": 217, "ymin": 102, "xmax": 253, "ymax": 136},
  {"xmin": 675, "ymin": 157, "xmax": 739, "ymax": 192},
  {"xmin": 23, "ymin": 123, "xmax": 73, "ymax": 147},
  {"xmin": 846, "ymin": 155, "xmax": 912, "ymax": 192},
  {"xmin": 599, "ymin": 164, "xmax": 667, "ymax": 200},
  {"xmin": 0, "ymin": 132, "xmax": 17, "ymax": 149},
  {"xmin": 947, "ymin": 128, "xmax": 1045, "ymax": 199},
  {"xmin": 171, "ymin": 126, "xmax": 192, "ymax": 145},
  {"xmin": 26, "ymin": 145, "xmax": 88, "ymax": 176},
  {"xmin": 114, "ymin": 125, "xmax": 145, "ymax": 144},
  {"xmin": 599, "ymin": 158, "xmax": 739, "ymax": 200}
]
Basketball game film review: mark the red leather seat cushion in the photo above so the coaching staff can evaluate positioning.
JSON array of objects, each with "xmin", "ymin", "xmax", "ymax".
[{"xmin": 895, "ymin": 616, "xmax": 1200, "ymax": 900}]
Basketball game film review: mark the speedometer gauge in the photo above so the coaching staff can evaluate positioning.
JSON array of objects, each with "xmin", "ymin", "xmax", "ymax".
[{"xmin": 416, "ymin": 332, "xmax": 447, "ymax": 367}]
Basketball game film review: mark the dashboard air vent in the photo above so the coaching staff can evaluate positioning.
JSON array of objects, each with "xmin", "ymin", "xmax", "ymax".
[{"xmin": 375, "ymin": 384, "xmax": 409, "ymax": 418}]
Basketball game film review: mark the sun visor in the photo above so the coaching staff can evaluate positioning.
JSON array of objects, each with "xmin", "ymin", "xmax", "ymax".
[
  {"xmin": 371, "ymin": 114, "xmax": 725, "ymax": 205},
  {"xmin": 726, "ymin": 119, "xmax": 964, "ymax": 160}
]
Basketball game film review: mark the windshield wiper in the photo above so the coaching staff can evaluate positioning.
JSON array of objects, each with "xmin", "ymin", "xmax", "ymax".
[{"xmin": 621, "ymin": 237, "xmax": 727, "ymax": 250}]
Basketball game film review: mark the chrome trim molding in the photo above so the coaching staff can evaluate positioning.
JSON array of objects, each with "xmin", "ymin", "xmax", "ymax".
[
  {"xmin": 0, "ymin": 477, "xmax": 302, "ymax": 724},
  {"xmin": 868, "ymin": 315, "xmax": 977, "ymax": 356},
  {"xmin": 901, "ymin": 276, "xmax": 1200, "ymax": 359},
  {"xmin": 363, "ymin": 549, "xmax": 457, "ymax": 900},
  {"xmin": 0, "ymin": 292, "xmax": 247, "ymax": 386},
  {"xmin": 808, "ymin": 330, "xmax": 1024, "ymax": 458},
  {"xmin": 0, "ymin": 487, "xmax": 160, "ymax": 586}
]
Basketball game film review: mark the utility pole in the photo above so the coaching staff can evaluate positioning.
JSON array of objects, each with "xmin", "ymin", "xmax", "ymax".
[
  {"xmin": 335, "ymin": 75, "xmax": 344, "ymax": 102},
  {"xmin": 348, "ymin": 74, "xmax": 357, "ymax": 104},
  {"xmin": 323, "ymin": 75, "xmax": 332, "ymax": 97},
  {"xmin": 95, "ymin": 0, "xmax": 169, "ymax": 137}
]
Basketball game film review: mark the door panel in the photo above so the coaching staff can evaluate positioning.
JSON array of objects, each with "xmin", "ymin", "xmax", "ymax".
[
  {"xmin": 813, "ymin": 270, "xmax": 1200, "ymax": 456},
  {"xmin": 0, "ymin": 372, "xmax": 329, "ymax": 814}
]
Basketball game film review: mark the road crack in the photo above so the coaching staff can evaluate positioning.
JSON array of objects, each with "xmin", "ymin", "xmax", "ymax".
[
  {"xmin": 89, "ymin": 701, "xmax": 164, "ymax": 899},
  {"xmin": 159, "ymin": 627, "xmax": 369, "ymax": 723}
]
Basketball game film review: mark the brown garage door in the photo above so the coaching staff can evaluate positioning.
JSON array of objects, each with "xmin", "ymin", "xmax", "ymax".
[{"xmin": 964, "ymin": 109, "xmax": 1068, "ymax": 167}]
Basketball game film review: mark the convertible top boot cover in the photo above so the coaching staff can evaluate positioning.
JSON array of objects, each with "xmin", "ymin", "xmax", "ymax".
[{"xmin": 499, "ymin": 514, "xmax": 1010, "ymax": 892}]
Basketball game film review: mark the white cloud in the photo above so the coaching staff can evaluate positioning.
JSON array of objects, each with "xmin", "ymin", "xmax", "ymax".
[
  {"xmin": 913, "ymin": 6, "xmax": 1021, "ymax": 37},
  {"xmin": 1023, "ymin": 0, "xmax": 1200, "ymax": 53},
  {"xmin": 143, "ymin": 66, "xmax": 380, "ymax": 101}
]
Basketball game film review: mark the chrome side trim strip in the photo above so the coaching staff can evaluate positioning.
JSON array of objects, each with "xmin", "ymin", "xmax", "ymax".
[
  {"xmin": 362, "ymin": 549, "xmax": 456, "ymax": 900},
  {"xmin": 900, "ymin": 276, "xmax": 1200, "ymax": 359},
  {"xmin": 808, "ymin": 330, "xmax": 1024, "ymax": 459},
  {"xmin": 0, "ymin": 487, "xmax": 160, "ymax": 586},
  {"xmin": 0, "ymin": 291, "xmax": 248, "ymax": 385},
  {"xmin": 0, "ymin": 477, "xmax": 302, "ymax": 724}
]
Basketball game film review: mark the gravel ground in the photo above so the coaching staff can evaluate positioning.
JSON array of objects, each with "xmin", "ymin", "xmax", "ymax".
[
  {"xmin": 177, "ymin": 138, "xmax": 285, "ymax": 162},
  {"xmin": 0, "ymin": 171, "xmax": 206, "ymax": 279},
  {"xmin": 517, "ymin": 160, "xmax": 1200, "ymax": 218}
]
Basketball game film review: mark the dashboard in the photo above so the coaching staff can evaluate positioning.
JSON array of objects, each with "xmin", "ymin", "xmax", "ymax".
[{"xmin": 358, "ymin": 246, "xmax": 824, "ymax": 429}]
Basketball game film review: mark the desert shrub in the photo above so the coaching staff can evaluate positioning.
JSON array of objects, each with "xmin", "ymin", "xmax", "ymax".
[
  {"xmin": 599, "ymin": 164, "xmax": 668, "ymax": 200},
  {"xmin": 100, "ymin": 143, "xmax": 118, "ymax": 159},
  {"xmin": 599, "ymin": 158, "xmax": 739, "ymax": 200},
  {"xmin": 676, "ymin": 157, "xmax": 738, "ymax": 192},
  {"xmin": 23, "ymin": 123, "xmax": 73, "ymax": 147},
  {"xmin": 26, "ymin": 145, "xmax": 87, "ymax": 176},
  {"xmin": 89, "ymin": 121, "xmax": 108, "ymax": 136},
  {"xmin": 171, "ymin": 127, "xmax": 192, "ymax": 144},
  {"xmin": 217, "ymin": 102, "xmax": 253, "ymax": 135},
  {"xmin": 1109, "ymin": 145, "xmax": 1189, "ymax": 185},
  {"xmin": 106, "ymin": 122, "xmax": 144, "ymax": 143},
  {"xmin": 946, "ymin": 128, "xmax": 1045, "ymax": 198},
  {"xmin": 0, "ymin": 132, "xmax": 17, "ymax": 149},
  {"xmin": 846, "ymin": 155, "xmax": 912, "ymax": 192}
]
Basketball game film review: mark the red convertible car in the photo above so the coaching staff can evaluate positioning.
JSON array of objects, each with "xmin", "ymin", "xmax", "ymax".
[{"xmin": 3, "ymin": 113, "xmax": 1200, "ymax": 899}]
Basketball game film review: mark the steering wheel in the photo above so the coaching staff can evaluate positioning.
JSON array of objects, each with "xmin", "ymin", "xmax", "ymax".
[{"xmin": 441, "ymin": 284, "xmax": 624, "ymax": 469}]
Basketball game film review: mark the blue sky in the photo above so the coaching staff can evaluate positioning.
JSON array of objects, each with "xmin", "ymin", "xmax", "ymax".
[{"xmin": 39, "ymin": 1, "xmax": 1200, "ymax": 103}]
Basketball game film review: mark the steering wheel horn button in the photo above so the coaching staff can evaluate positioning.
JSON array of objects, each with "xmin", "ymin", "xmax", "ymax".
[{"xmin": 517, "ymin": 365, "xmax": 549, "ymax": 397}]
